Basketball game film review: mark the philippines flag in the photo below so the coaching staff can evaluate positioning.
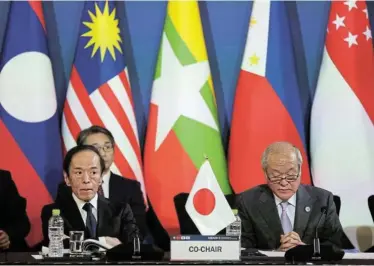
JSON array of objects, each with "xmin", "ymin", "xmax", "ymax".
[
  {"xmin": 229, "ymin": 0, "xmax": 311, "ymax": 193},
  {"xmin": 310, "ymin": 1, "xmax": 374, "ymax": 250},
  {"xmin": 61, "ymin": 1, "xmax": 146, "ymax": 201},
  {"xmin": 0, "ymin": 1, "xmax": 63, "ymax": 246}
]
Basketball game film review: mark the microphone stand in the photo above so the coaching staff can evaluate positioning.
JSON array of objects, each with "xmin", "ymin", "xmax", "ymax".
[{"xmin": 313, "ymin": 207, "xmax": 327, "ymax": 259}]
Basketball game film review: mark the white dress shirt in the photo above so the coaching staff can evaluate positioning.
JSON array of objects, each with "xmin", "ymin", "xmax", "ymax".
[
  {"xmin": 274, "ymin": 193, "xmax": 297, "ymax": 229},
  {"xmin": 101, "ymin": 171, "xmax": 111, "ymax": 198},
  {"xmin": 72, "ymin": 192, "xmax": 98, "ymax": 225}
]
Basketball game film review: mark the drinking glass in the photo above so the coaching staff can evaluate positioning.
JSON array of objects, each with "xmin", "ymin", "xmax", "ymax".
[{"xmin": 69, "ymin": 231, "xmax": 84, "ymax": 253}]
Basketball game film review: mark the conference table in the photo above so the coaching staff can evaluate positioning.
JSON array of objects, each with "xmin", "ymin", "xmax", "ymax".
[{"xmin": 2, "ymin": 252, "xmax": 374, "ymax": 265}]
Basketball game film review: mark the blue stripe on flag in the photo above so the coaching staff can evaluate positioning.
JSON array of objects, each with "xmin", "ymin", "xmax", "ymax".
[{"xmin": 266, "ymin": 1, "xmax": 307, "ymax": 148}]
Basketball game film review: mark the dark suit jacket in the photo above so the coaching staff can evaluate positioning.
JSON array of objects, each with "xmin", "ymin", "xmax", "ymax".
[
  {"xmin": 56, "ymin": 172, "xmax": 147, "ymax": 236},
  {"xmin": 41, "ymin": 193, "xmax": 141, "ymax": 247},
  {"xmin": 237, "ymin": 184, "xmax": 343, "ymax": 250},
  {"xmin": 0, "ymin": 170, "xmax": 30, "ymax": 251}
]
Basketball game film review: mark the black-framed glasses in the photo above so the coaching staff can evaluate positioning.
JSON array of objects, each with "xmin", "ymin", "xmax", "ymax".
[
  {"xmin": 266, "ymin": 172, "xmax": 299, "ymax": 184},
  {"xmin": 93, "ymin": 144, "xmax": 113, "ymax": 153}
]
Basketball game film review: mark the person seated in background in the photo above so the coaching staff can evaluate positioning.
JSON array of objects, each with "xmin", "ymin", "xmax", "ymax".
[
  {"xmin": 41, "ymin": 145, "xmax": 141, "ymax": 247},
  {"xmin": 236, "ymin": 141, "xmax": 343, "ymax": 251},
  {"xmin": 0, "ymin": 169, "xmax": 30, "ymax": 251},
  {"xmin": 55, "ymin": 126, "xmax": 147, "ymax": 237}
]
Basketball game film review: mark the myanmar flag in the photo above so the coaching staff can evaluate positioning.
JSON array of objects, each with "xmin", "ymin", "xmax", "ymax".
[{"xmin": 144, "ymin": 0, "xmax": 231, "ymax": 235}]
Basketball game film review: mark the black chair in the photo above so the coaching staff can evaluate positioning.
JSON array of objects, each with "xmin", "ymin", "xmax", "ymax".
[
  {"xmin": 357, "ymin": 195, "xmax": 374, "ymax": 252},
  {"xmin": 173, "ymin": 193, "xmax": 236, "ymax": 235},
  {"xmin": 331, "ymin": 195, "xmax": 355, "ymax": 249},
  {"xmin": 368, "ymin": 195, "xmax": 374, "ymax": 222},
  {"xmin": 333, "ymin": 195, "xmax": 341, "ymax": 216}
]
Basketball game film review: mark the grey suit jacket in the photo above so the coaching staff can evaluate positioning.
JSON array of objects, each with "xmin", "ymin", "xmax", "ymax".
[{"xmin": 236, "ymin": 184, "xmax": 343, "ymax": 250}]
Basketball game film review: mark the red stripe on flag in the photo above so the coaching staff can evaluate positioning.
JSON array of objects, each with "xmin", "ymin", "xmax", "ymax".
[
  {"xmin": 27, "ymin": 1, "xmax": 46, "ymax": 31},
  {"xmin": 229, "ymin": 72, "xmax": 311, "ymax": 193},
  {"xmin": 69, "ymin": 68, "xmax": 136, "ymax": 180},
  {"xmin": 0, "ymin": 119, "xmax": 52, "ymax": 247},
  {"xmin": 144, "ymin": 104, "xmax": 197, "ymax": 235},
  {"xmin": 63, "ymin": 101, "xmax": 81, "ymax": 141},
  {"xmin": 70, "ymin": 67, "xmax": 104, "ymax": 126},
  {"xmin": 118, "ymin": 71, "xmax": 134, "ymax": 108},
  {"xmin": 98, "ymin": 83, "xmax": 142, "ymax": 165},
  {"xmin": 113, "ymin": 145, "xmax": 136, "ymax": 180}
]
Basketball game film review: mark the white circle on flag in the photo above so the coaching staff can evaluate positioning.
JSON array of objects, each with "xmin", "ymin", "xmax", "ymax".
[{"xmin": 0, "ymin": 51, "xmax": 57, "ymax": 122}]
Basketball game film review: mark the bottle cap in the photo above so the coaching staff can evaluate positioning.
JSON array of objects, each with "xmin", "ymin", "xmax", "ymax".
[
  {"xmin": 52, "ymin": 209, "xmax": 60, "ymax": 216},
  {"xmin": 232, "ymin": 209, "xmax": 238, "ymax": 215}
]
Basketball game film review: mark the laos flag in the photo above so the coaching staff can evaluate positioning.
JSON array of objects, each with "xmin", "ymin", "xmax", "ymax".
[{"xmin": 0, "ymin": 1, "xmax": 63, "ymax": 246}]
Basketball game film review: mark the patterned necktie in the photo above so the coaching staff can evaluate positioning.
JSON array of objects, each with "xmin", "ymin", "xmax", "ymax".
[
  {"xmin": 83, "ymin": 203, "xmax": 97, "ymax": 239},
  {"xmin": 97, "ymin": 182, "xmax": 104, "ymax": 196},
  {"xmin": 280, "ymin": 201, "xmax": 293, "ymax": 234}
]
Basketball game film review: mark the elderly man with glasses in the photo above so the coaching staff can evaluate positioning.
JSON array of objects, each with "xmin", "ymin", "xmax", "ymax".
[{"xmin": 236, "ymin": 141, "xmax": 343, "ymax": 251}]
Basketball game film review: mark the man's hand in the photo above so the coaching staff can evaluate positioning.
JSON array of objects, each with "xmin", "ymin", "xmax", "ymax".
[
  {"xmin": 104, "ymin": 237, "xmax": 121, "ymax": 248},
  {"xmin": 0, "ymin": 230, "xmax": 10, "ymax": 250},
  {"xmin": 278, "ymin": 231, "xmax": 305, "ymax": 251}
]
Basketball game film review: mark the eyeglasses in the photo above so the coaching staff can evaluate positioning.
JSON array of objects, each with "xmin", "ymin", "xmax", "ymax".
[
  {"xmin": 266, "ymin": 172, "xmax": 299, "ymax": 184},
  {"xmin": 93, "ymin": 144, "xmax": 113, "ymax": 153}
]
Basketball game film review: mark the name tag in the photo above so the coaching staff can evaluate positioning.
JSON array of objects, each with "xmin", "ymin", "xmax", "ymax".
[{"xmin": 170, "ymin": 235, "xmax": 240, "ymax": 261}]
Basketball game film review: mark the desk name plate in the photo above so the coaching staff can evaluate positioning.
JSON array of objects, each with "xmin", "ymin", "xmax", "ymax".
[{"xmin": 170, "ymin": 235, "xmax": 240, "ymax": 261}]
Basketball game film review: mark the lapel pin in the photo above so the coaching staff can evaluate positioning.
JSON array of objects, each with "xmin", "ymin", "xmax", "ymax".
[{"xmin": 305, "ymin": 206, "xmax": 311, "ymax": 213}]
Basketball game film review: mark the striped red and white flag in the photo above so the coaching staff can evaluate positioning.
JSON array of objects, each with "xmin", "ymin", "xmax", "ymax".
[{"xmin": 61, "ymin": 1, "xmax": 146, "ymax": 202}]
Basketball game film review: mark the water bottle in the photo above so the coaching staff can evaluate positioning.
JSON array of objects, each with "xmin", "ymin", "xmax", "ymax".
[
  {"xmin": 48, "ymin": 209, "xmax": 64, "ymax": 257},
  {"xmin": 226, "ymin": 209, "xmax": 242, "ymax": 251}
]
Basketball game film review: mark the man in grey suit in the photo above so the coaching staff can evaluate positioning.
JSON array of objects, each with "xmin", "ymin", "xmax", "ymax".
[{"xmin": 237, "ymin": 142, "xmax": 343, "ymax": 251}]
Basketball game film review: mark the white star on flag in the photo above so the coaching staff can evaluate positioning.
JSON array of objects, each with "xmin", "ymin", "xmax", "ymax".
[
  {"xmin": 332, "ymin": 14, "xmax": 345, "ymax": 30},
  {"xmin": 363, "ymin": 26, "xmax": 372, "ymax": 41},
  {"xmin": 344, "ymin": 32, "xmax": 358, "ymax": 47},
  {"xmin": 344, "ymin": 0, "xmax": 357, "ymax": 11},
  {"xmin": 363, "ymin": 8, "xmax": 368, "ymax": 19},
  {"xmin": 151, "ymin": 33, "xmax": 218, "ymax": 151}
]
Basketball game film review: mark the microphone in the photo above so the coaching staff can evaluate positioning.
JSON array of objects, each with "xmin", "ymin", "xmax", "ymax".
[
  {"xmin": 285, "ymin": 205, "xmax": 344, "ymax": 262},
  {"xmin": 313, "ymin": 206, "xmax": 327, "ymax": 258}
]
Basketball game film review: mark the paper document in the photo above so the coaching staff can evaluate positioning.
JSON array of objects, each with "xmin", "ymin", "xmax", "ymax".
[{"xmin": 258, "ymin": 250, "xmax": 285, "ymax": 257}]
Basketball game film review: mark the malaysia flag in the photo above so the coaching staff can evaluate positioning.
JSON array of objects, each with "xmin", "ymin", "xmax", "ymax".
[
  {"xmin": 229, "ymin": 0, "xmax": 311, "ymax": 193},
  {"xmin": 0, "ymin": 1, "xmax": 63, "ymax": 246},
  {"xmin": 61, "ymin": 1, "xmax": 146, "ymax": 201},
  {"xmin": 310, "ymin": 0, "xmax": 374, "ymax": 250}
]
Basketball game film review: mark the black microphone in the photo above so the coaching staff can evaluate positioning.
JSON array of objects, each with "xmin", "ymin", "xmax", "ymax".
[
  {"xmin": 285, "ymin": 205, "xmax": 344, "ymax": 262},
  {"xmin": 313, "ymin": 206, "xmax": 327, "ymax": 257}
]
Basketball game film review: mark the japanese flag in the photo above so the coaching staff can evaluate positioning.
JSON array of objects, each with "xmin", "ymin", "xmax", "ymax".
[{"xmin": 185, "ymin": 160, "xmax": 235, "ymax": 235}]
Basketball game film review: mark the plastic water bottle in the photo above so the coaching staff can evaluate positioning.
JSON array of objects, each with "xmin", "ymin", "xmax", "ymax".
[
  {"xmin": 226, "ymin": 209, "xmax": 241, "ymax": 236},
  {"xmin": 226, "ymin": 209, "xmax": 242, "ymax": 251},
  {"xmin": 48, "ymin": 209, "xmax": 64, "ymax": 257}
]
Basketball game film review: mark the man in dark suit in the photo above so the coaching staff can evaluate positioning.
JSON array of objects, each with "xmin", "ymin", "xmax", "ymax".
[
  {"xmin": 56, "ymin": 126, "xmax": 147, "ymax": 236},
  {"xmin": 0, "ymin": 170, "xmax": 30, "ymax": 251},
  {"xmin": 41, "ymin": 145, "xmax": 141, "ymax": 247},
  {"xmin": 237, "ymin": 142, "xmax": 343, "ymax": 251}
]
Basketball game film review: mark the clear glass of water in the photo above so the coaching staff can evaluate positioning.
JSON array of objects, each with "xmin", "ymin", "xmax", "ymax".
[{"xmin": 69, "ymin": 231, "xmax": 84, "ymax": 253}]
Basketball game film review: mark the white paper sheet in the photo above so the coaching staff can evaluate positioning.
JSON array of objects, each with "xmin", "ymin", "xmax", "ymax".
[
  {"xmin": 343, "ymin": 253, "xmax": 374, "ymax": 259},
  {"xmin": 258, "ymin": 250, "xmax": 285, "ymax": 257}
]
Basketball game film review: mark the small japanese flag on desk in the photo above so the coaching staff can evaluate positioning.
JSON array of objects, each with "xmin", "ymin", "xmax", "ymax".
[{"xmin": 185, "ymin": 159, "xmax": 235, "ymax": 235}]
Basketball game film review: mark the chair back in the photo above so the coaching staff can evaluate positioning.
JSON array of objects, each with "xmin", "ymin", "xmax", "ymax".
[{"xmin": 333, "ymin": 195, "xmax": 341, "ymax": 216}]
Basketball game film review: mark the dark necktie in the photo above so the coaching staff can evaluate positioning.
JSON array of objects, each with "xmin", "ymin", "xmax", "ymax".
[
  {"xmin": 83, "ymin": 203, "xmax": 97, "ymax": 239},
  {"xmin": 97, "ymin": 183, "xmax": 104, "ymax": 196}
]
